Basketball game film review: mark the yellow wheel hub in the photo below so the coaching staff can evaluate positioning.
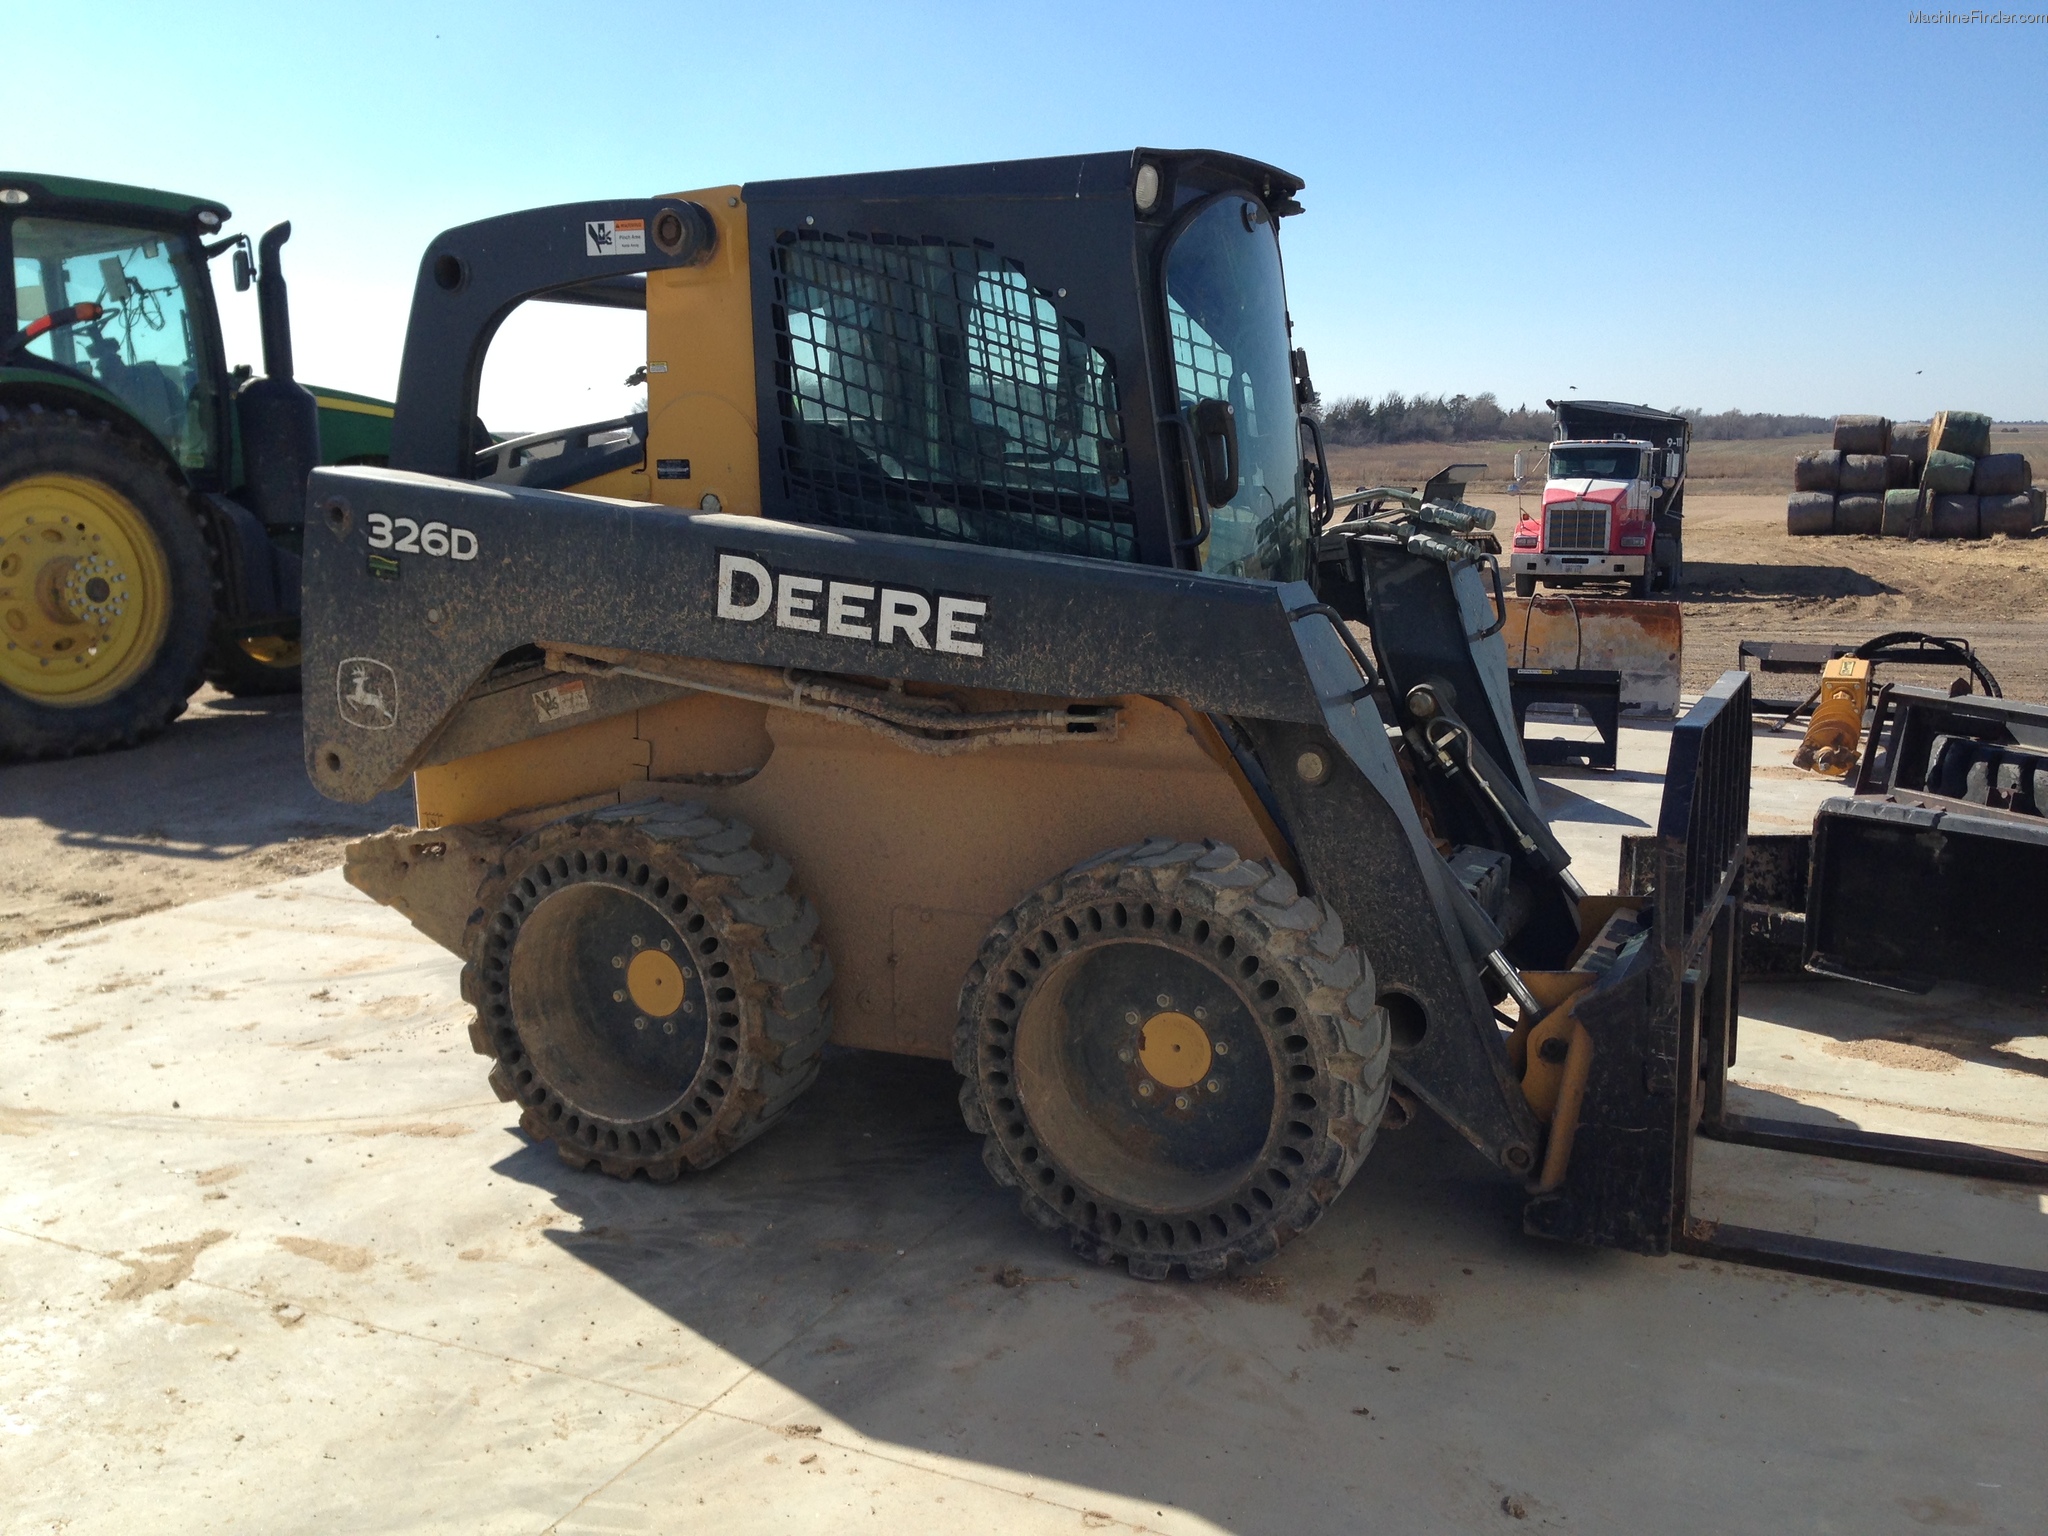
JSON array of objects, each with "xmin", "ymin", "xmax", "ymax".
[
  {"xmin": 1138, "ymin": 1010, "xmax": 1212, "ymax": 1089},
  {"xmin": 239, "ymin": 635, "xmax": 302, "ymax": 668},
  {"xmin": 0, "ymin": 474, "xmax": 169, "ymax": 704},
  {"xmin": 626, "ymin": 948, "xmax": 687, "ymax": 1017}
]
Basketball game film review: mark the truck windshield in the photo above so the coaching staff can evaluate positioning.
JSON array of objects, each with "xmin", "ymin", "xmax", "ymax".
[
  {"xmin": 1163, "ymin": 195, "xmax": 1307, "ymax": 583},
  {"xmin": 1549, "ymin": 446, "xmax": 1640, "ymax": 482},
  {"xmin": 9, "ymin": 218, "xmax": 217, "ymax": 471}
]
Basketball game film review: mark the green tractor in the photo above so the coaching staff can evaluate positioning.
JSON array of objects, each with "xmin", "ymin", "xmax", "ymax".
[{"xmin": 0, "ymin": 172, "xmax": 391, "ymax": 758}]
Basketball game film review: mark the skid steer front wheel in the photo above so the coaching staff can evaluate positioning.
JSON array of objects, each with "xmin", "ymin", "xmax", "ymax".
[
  {"xmin": 464, "ymin": 802, "xmax": 832, "ymax": 1180},
  {"xmin": 956, "ymin": 839, "xmax": 1389, "ymax": 1280}
]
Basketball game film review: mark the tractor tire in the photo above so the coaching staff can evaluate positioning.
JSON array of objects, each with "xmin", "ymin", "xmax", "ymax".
[
  {"xmin": 205, "ymin": 635, "xmax": 302, "ymax": 697},
  {"xmin": 955, "ymin": 838, "xmax": 1389, "ymax": 1281},
  {"xmin": 0, "ymin": 405, "xmax": 213, "ymax": 759},
  {"xmin": 463, "ymin": 801, "xmax": 833, "ymax": 1180},
  {"xmin": 1514, "ymin": 573, "xmax": 1537, "ymax": 598}
]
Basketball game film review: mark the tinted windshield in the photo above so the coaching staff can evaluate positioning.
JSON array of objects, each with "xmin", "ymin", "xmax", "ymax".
[
  {"xmin": 1163, "ymin": 195, "xmax": 1306, "ymax": 582},
  {"xmin": 1550, "ymin": 446, "xmax": 1641, "ymax": 482},
  {"xmin": 9, "ymin": 218, "xmax": 217, "ymax": 470}
]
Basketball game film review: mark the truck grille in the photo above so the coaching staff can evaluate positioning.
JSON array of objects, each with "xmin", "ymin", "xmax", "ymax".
[{"xmin": 1545, "ymin": 504, "xmax": 1610, "ymax": 552}]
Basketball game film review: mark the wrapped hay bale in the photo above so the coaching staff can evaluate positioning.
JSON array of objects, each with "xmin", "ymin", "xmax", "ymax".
[
  {"xmin": 1922, "ymin": 450, "xmax": 1976, "ymax": 494},
  {"xmin": 1793, "ymin": 450, "xmax": 1841, "ymax": 491},
  {"xmin": 1885, "ymin": 453, "xmax": 1914, "ymax": 488},
  {"xmin": 1980, "ymin": 492, "xmax": 2042, "ymax": 536},
  {"xmin": 1835, "ymin": 494, "xmax": 1883, "ymax": 535},
  {"xmin": 1838, "ymin": 454, "xmax": 1889, "ymax": 492},
  {"xmin": 1929, "ymin": 494, "xmax": 1981, "ymax": 539},
  {"xmin": 1929, "ymin": 410, "xmax": 1992, "ymax": 459},
  {"xmin": 1891, "ymin": 421, "xmax": 1930, "ymax": 472},
  {"xmin": 1832, "ymin": 415, "xmax": 1891, "ymax": 455},
  {"xmin": 1971, "ymin": 453, "xmax": 2030, "ymax": 495},
  {"xmin": 1787, "ymin": 491, "xmax": 1837, "ymax": 536},
  {"xmin": 1881, "ymin": 488, "xmax": 1922, "ymax": 538}
]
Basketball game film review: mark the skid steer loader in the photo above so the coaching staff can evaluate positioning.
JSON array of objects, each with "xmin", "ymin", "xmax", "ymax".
[{"xmin": 300, "ymin": 150, "xmax": 2042, "ymax": 1303}]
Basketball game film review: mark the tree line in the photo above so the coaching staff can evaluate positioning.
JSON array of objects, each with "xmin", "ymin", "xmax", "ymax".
[{"xmin": 1314, "ymin": 392, "xmax": 1830, "ymax": 445}]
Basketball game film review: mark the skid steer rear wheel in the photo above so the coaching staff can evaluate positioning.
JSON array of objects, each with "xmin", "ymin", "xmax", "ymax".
[
  {"xmin": 956, "ymin": 839, "xmax": 1389, "ymax": 1280},
  {"xmin": 463, "ymin": 801, "xmax": 833, "ymax": 1180}
]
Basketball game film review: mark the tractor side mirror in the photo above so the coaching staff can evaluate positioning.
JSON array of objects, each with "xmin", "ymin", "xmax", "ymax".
[
  {"xmin": 1189, "ymin": 397, "xmax": 1239, "ymax": 507},
  {"xmin": 1663, "ymin": 450, "xmax": 1681, "ymax": 484},
  {"xmin": 232, "ymin": 245, "xmax": 252, "ymax": 293}
]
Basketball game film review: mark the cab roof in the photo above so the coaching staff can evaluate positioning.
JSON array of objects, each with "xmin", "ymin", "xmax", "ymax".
[{"xmin": 0, "ymin": 171, "xmax": 230, "ymax": 227}]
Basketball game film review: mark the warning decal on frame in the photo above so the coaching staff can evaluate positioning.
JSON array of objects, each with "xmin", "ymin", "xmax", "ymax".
[
  {"xmin": 533, "ymin": 678, "xmax": 593, "ymax": 723},
  {"xmin": 585, "ymin": 218, "xmax": 646, "ymax": 257}
]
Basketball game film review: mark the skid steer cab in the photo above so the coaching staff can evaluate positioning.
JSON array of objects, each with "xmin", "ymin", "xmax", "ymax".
[{"xmin": 301, "ymin": 150, "xmax": 1738, "ymax": 1285}]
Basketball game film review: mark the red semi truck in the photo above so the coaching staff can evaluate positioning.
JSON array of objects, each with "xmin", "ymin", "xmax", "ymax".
[{"xmin": 1510, "ymin": 400, "xmax": 1690, "ymax": 599}]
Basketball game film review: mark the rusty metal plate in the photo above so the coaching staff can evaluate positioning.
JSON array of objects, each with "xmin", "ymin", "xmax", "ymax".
[{"xmin": 1501, "ymin": 596, "xmax": 1683, "ymax": 716}]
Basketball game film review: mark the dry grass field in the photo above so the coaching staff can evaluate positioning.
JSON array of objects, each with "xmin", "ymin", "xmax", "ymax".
[
  {"xmin": 1324, "ymin": 431, "xmax": 2048, "ymax": 702},
  {"xmin": 1326, "ymin": 425, "xmax": 2048, "ymax": 499}
]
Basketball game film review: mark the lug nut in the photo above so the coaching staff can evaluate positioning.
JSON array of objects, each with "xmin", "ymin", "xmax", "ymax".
[
  {"xmin": 631, "ymin": 935, "xmax": 645, "ymax": 949},
  {"xmin": 659, "ymin": 939, "xmax": 672, "ymax": 952},
  {"xmin": 1214, "ymin": 1040, "xmax": 1230, "ymax": 1056},
  {"xmin": 1137, "ymin": 1082, "xmax": 1155, "ymax": 1098},
  {"xmin": 633, "ymin": 1016, "xmax": 648, "ymax": 1031},
  {"xmin": 1156, "ymin": 994, "xmax": 1171, "ymax": 1008},
  {"xmin": 1206, "ymin": 1079, "xmax": 1221, "ymax": 1093},
  {"xmin": 611, "ymin": 956, "xmax": 624, "ymax": 969},
  {"xmin": 1174, "ymin": 1095, "xmax": 1190, "ymax": 1110},
  {"xmin": 1124, "ymin": 1009, "xmax": 1140, "ymax": 1025},
  {"xmin": 613, "ymin": 989, "xmax": 626, "ymax": 1002},
  {"xmin": 663, "ymin": 1020, "xmax": 676, "ymax": 1035},
  {"xmin": 1194, "ymin": 1007, "xmax": 1207, "ymax": 1021},
  {"xmin": 1118, "ymin": 1047, "xmax": 1134, "ymax": 1063}
]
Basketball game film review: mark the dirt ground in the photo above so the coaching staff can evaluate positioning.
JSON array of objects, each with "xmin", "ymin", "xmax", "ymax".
[
  {"xmin": 1661, "ymin": 493, "xmax": 2048, "ymax": 698},
  {"xmin": 1326, "ymin": 424, "xmax": 2048, "ymax": 497},
  {"xmin": 0, "ymin": 689, "xmax": 413, "ymax": 953}
]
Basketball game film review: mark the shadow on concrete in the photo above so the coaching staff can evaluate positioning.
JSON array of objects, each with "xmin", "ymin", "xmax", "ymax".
[
  {"xmin": 490, "ymin": 1046, "xmax": 1584, "ymax": 1534},
  {"xmin": 0, "ymin": 691, "xmax": 413, "ymax": 859},
  {"xmin": 1533, "ymin": 778, "xmax": 1651, "ymax": 827},
  {"xmin": 1742, "ymin": 978, "xmax": 2048, "ymax": 1079}
]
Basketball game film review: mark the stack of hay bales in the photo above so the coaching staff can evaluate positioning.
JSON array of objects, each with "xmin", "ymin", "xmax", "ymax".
[{"xmin": 1787, "ymin": 412, "xmax": 2043, "ymax": 537}]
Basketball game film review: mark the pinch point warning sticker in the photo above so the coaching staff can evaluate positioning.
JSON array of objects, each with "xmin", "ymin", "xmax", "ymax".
[
  {"xmin": 533, "ymin": 678, "xmax": 592, "ymax": 723},
  {"xmin": 585, "ymin": 218, "xmax": 645, "ymax": 257}
]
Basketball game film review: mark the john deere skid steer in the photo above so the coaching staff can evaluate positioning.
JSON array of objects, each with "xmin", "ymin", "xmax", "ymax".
[{"xmin": 299, "ymin": 150, "xmax": 2039, "ymax": 1301}]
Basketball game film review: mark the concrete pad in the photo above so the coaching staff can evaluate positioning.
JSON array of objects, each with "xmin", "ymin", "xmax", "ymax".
[
  {"xmin": 4, "ymin": 873, "xmax": 2047, "ymax": 1534},
  {"xmin": 1534, "ymin": 712, "xmax": 1841, "ymax": 897}
]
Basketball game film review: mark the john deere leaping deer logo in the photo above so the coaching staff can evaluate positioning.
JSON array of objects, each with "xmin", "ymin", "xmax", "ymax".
[{"xmin": 336, "ymin": 657, "xmax": 398, "ymax": 731}]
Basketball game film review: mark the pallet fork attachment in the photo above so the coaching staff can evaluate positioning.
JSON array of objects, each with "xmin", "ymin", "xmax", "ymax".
[{"xmin": 1532, "ymin": 672, "xmax": 2048, "ymax": 1310}]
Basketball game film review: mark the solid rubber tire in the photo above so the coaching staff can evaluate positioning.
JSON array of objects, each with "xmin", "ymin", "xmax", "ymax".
[
  {"xmin": 955, "ymin": 838, "xmax": 1389, "ymax": 1281},
  {"xmin": 463, "ymin": 800, "xmax": 833, "ymax": 1180}
]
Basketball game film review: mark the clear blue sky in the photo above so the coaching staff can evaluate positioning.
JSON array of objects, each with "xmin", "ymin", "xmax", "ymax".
[{"xmin": 8, "ymin": 1, "xmax": 2043, "ymax": 427}]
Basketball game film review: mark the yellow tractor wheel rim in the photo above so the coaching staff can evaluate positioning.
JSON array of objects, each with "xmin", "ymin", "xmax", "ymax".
[{"xmin": 0, "ymin": 474, "xmax": 171, "ymax": 705}]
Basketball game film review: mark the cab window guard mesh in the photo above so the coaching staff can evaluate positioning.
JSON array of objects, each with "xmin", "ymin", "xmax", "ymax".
[{"xmin": 771, "ymin": 231, "xmax": 1136, "ymax": 561}]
